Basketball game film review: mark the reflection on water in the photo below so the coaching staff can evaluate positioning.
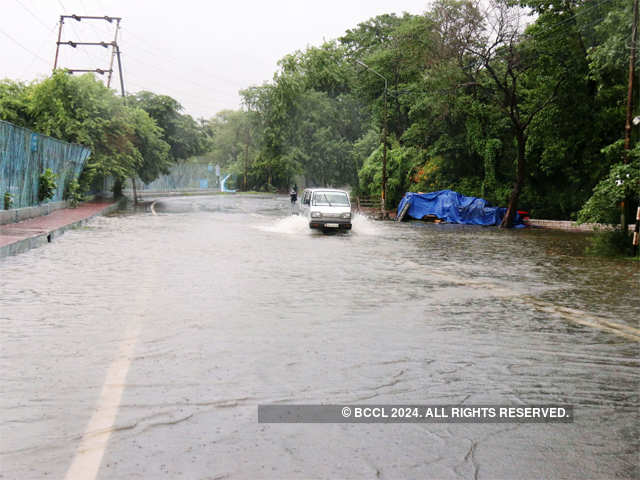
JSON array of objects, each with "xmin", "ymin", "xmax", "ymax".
[{"xmin": 1, "ymin": 194, "xmax": 638, "ymax": 479}]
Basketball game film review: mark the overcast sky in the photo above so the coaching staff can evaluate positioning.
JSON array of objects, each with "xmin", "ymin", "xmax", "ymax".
[{"xmin": 2, "ymin": 0, "xmax": 431, "ymax": 119}]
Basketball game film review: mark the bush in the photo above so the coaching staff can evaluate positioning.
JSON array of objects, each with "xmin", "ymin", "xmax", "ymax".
[
  {"xmin": 3, "ymin": 191, "xmax": 13, "ymax": 210},
  {"xmin": 64, "ymin": 179, "xmax": 83, "ymax": 208},
  {"xmin": 260, "ymin": 183, "xmax": 278, "ymax": 193},
  {"xmin": 586, "ymin": 228, "xmax": 636, "ymax": 258},
  {"xmin": 38, "ymin": 168, "xmax": 57, "ymax": 203},
  {"xmin": 578, "ymin": 145, "xmax": 640, "ymax": 224}
]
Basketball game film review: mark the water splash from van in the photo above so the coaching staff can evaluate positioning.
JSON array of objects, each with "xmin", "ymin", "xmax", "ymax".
[
  {"xmin": 260, "ymin": 214, "xmax": 310, "ymax": 234},
  {"xmin": 351, "ymin": 213, "xmax": 381, "ymax": 235}
]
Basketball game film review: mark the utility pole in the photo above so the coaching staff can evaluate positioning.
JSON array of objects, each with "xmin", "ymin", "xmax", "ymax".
[
  {"xmin": 52, "ymin": 15, "xmax": 124, "ymax": 92},
  {"xmin": 243, "ymin": 106, "xmax": 252, "ymax": 192},
  {"xmin": 112, "ymin": 39, "xmax": 134, "ymax": 203},
  {"xmin": 244, "ymin": 130, "xmax": 250, "ymax": 192},
  {"xmin": 107, "ymin": 18, "xmax": 121, "ymax": 88},
  {"xmin": 623, "ymin": 0, "xmax": 638, "ymax": 239},
  {"xmin": 115, "ymin": 43, "xmax": 126, "ymax": 98},
  {"xmin": 53, "ymin": 16, "xmax": 64, "ymax": 70},
  {"xmin": 52, "ymin": 14, "xmax": 130, "ymax": 201},
  {"xmin": 625, "ymin": 0, "xmax": 638, "ymax": 159},
  {"xmin": 356, "ymin": 60, "xmax": 388, "ymax": 218},
  {"xmin": 382, "ymin": 86, "xmax": 388, "ymax": 219}
]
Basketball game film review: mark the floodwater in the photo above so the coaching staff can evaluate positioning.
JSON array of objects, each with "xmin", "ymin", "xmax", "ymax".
[{"xmin": 1, "ymin": 194, "xmax": 638, "ymax": 480}]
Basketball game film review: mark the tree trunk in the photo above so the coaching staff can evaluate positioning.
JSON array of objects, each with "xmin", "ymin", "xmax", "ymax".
[
  {"xmin": 113, "ymin": 178, "xmax": 123, "ymax": 199},
  {"xmin": 243, "ymin": 139, "xmax": 249, "ymax": 192},
  {"xmin": 131, "ymin": 177, "xmax": 138, "ymax": 205},
  {"xmin": 500, "ymin": 131, "xmax": 526, "ymax": 228}
]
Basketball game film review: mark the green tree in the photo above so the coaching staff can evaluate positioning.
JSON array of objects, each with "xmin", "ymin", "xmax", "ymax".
[
  {"xmin": 0, "ymin": 80, "xmax": 31, "ymax": 126},
  {"xmin": 463, "ymin": 1, "xmax": 567, "ymax": 226},
  {"xmin": 201, "ymin": 109, "xmax": 258, "ymax": 191},
  {"xmin": 29, "ymin": 72, "xmax": 142, "ymax": 189},
  {"xmin": 10, "ymin": 72, "xmax": 180, "ymax": 194},
  {"xmin": 127, "ymin": 107, "xmax": 171, "ymax": 184},
  {"xmin": 129, "ymin": 91, "xmax": 208, "ymax": 162}
]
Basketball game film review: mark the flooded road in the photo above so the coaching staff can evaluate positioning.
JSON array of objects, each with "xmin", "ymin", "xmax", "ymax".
[{"xmin": 1, "ymin": 194, "xmax": 638, "ymax": 479}]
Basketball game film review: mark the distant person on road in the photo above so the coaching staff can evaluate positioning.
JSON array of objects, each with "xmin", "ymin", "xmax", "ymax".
[{"xmin": 290, "ymin": 186, "xmax": 298, "ymax": 215}]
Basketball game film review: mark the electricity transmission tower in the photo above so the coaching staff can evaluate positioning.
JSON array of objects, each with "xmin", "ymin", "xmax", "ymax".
[{"xmin": 52, "ymin": 15, "xmax": 125, "ymax": 97}]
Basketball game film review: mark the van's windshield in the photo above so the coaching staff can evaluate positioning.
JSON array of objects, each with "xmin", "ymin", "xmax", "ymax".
[{"xmin": 312, "ymin": 192, "xmax": 350, "ymax": 206}]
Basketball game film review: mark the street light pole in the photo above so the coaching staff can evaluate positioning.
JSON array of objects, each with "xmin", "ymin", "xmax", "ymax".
[{"xmin": 356, "ymin": 60, "xmax": 388, "ymax": 217}]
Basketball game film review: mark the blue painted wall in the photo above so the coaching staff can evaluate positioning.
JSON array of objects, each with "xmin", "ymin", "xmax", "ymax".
[{"xmin": 0, "ymin": 120, "xmax": 91, "ymax": 209}]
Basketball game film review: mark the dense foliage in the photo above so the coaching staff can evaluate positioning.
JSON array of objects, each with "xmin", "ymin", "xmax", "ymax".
[
  {"xmin": 218, "ymin": 0, "xmax": 636, "ymax": 225},
  {"xmin": 0, "ymin": 0, "xmax": 636, "ymax": 225},
  {"xmin": 0, "ymin": 72, "xmax": 208, "ymax": 194},
  {"xmin": 64, "ymin": 178, "xmax": 83, "ymax": 208},
  {"xmin": 4, "ymin": 191, "xmax": 13, "ymax": 210},
  {"xmin": 37, "ymin": 168, "xmax": 57, "ymax": 203}
]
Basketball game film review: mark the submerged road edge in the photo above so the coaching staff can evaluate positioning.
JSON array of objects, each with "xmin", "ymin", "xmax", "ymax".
[{"xmin": 0, "ymin": 200, "xmax": 124, "ymax": 259}]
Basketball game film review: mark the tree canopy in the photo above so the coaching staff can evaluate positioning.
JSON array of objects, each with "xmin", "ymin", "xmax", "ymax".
[
  {"xmin": 0, "ymin": 72, "xmax": 207, "ymax": 194},
  {"xmin": 1, "ymin": 0, "xmax": 636, "ymax": 223},
  {"xmin": 222, "ymin": 0, "xmax": 637, "ymax": 223}
]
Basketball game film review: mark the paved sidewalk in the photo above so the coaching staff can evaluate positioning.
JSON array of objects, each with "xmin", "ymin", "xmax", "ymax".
[{"xmin": 0, "ymin": 201, "xmax": 118, "ymax": 258}]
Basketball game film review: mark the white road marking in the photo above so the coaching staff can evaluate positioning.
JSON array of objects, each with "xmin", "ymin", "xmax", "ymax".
[
  {"xmin": 64, "ymin": 323, "xmax": 141, "ymax": 480},
  {"xmin": 65, "ymin": 258, "xmax": 155, "ymax": 480},
  {"xmin": 420, "ymin": 266, "xmax": 640, "ymax": 341},
  {"xmin": 525, "ymin": 299, "xmax": 640, "ymax": 341}
]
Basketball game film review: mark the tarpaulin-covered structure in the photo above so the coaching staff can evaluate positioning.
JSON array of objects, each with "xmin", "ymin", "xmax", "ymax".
[
  {"xmin": 396, "ymin": 190, "xmax": 525, "ymax": 226},
  {"xmin": 0, "ymin": 120, "xmax": 91, "ymax": 209}
]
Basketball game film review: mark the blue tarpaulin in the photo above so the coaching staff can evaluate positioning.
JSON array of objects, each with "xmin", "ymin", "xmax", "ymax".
[{"xmin": 397, "ymin": 190, "xmax": 525, "ymax": 226}]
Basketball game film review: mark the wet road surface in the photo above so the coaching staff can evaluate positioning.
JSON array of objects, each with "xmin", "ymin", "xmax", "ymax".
[{"xmin": 1, "ymin": 194, "xmax": 638, "ymax": 479}]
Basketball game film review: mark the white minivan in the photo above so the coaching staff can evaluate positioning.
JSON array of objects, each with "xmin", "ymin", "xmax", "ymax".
[{"xmin": 299, "ymin": 188, "xmax": 352, "ymax": 231}]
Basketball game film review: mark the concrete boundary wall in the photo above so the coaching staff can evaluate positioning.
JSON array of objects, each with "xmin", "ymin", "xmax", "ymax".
[
  {"xmin": 0, "ymin": 201, "xmax": 69, "ymax": 226},
  {"xmin": 528, "ymin": 219, "xmax": 634, "ymax": 232},
  {"xmin": 0, "ymin": 201, "xmax": 123, "ymax": 259}
]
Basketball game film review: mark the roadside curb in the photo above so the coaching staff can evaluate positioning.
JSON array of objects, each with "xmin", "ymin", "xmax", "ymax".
[
  {"xmin": 0, "ymin": 200, "xmax": 123, "ymax": 259},
  {"xmin": 0, "ymin": 200, "xmax": 68, "ymax": 226},
  {"xmin": 527, "ymin": 219, "xmax": 635, "ymax": 232}
]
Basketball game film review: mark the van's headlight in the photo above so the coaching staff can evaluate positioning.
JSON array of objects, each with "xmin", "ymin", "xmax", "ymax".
[
  {"xmin": 311, "ymin": 211, "xmax": 322, "ymax": 218},
  {"xmin": 341, "ymin": 212, "xmax": 351, "ymax": 219}
]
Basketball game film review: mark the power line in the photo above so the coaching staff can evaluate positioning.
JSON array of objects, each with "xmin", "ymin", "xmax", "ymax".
[
  {"xmin": 52, "ymin": 14, "xmax": 126, "ymax": 97},
  {"xmin": 124, "ymin": 68, "xmax": 240, "ymax": 107},
  {"xmin": 115, "ymin": 30, "xmax": 248, "ymax": 113},
  {"xmin": 56, "ymin": 2, "xmax": 93, "ymax": 62},
  {"xmin": 116, "ymin": 33, "xmax": 240, "ymax": 100},
  {"xmin": 75, "ymin": 0, "xmax": 114, "ymax": 45},
  {"xmin": 125, "ymin": 76, "xmax": 237, "ymax": 114},
  {"xmin": 119, "ymin": 26, "xmax": 243, "ymax": 88},
  {"xmin": 122, "ymin": 65, "xmax": 240, "ymax": 108},
  {"xmin": 45, "ymin": 13, "xmax": 237, "ymax": 115},
  {"xmin": 0, "ymin": 26, "xmax": 50, "ymax": 66},
  {"xmin": 22, "ymin": 24, "xmax": 59, "ymax": 78},
  {"xmin": 11, "ymin": 0, "xmax": 60, "ymax": 77},
  {"xmin": 13, "ymin": 0, "xmax": 56, "ymax": 31},
  {"xmin": 55, "ymin": 19, "xmax": 93, "ymax": 65},
  {"xmin": 58, "ymin": 9, "xmax": 96, "ymax": 65}
]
